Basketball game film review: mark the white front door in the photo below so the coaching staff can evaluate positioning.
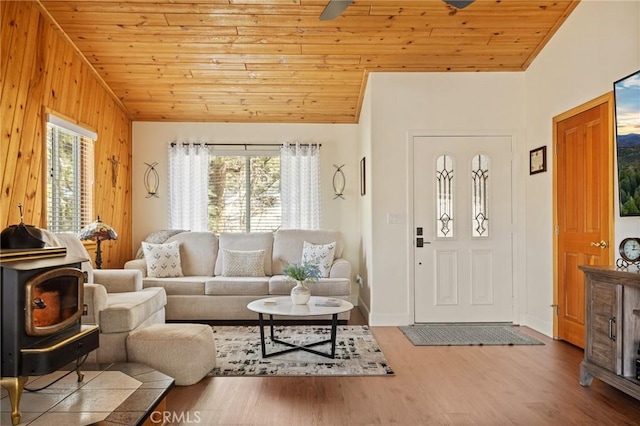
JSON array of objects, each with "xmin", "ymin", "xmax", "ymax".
[{"xmin": 414, "ymin": 136, "xmax": 513, "ymax": 323}]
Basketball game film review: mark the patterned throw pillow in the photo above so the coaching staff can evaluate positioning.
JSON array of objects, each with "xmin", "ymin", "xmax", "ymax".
[
  {"xmin": 222, "ymin": 249, "xmax": 266, "ymax": 277},
  {"xmin": 142, "ymin": 241, "xmax": 184, "ymax": 278},
  {"xmin": 301, "ymin": 241, "xmax": 336, "ymax": 278},
  {"xmin": 136, "ymin": 229, "xmax": 188, "ymax": 259}
]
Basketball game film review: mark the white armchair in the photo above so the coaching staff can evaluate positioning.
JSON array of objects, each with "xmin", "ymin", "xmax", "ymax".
[{"xmin": 47, "ymin": 232, "xmax": 167, "ymax": 363}]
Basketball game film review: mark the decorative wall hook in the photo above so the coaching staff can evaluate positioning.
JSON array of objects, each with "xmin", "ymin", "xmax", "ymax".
[
  {"xmin": 144, "ymin": 162, "xmax": 159, "ymax": 198},
  {"xmin": 332, "ymin": 164, "xmax": 346, "ymax": 199}
]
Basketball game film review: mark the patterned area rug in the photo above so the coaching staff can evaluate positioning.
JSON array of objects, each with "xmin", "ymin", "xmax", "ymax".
[
  {"xmin": 399, "ymin": 323, "xmax": 544, "ymax": 346},
  {"xmin": 208, "ymin": 325, "xmax": 394, "ymax": 376}
]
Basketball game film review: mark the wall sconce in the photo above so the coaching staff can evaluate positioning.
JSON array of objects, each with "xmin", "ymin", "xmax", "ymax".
[
  {"xmin": 333, "ymin": 164, "xmax": 345, "ymax": 199},
  {"xmin": 144, "ymin": 162, "xmax": 159, "ymax": 198}
]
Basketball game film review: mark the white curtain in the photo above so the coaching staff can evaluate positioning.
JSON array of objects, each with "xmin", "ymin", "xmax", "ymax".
[
  {"xmin": 280, "ymin": 142, "xmax": 322, "ymax": 229},
  {"xmin": 168, "ymin": 142, "xmax": 210, "ymax": 231}
]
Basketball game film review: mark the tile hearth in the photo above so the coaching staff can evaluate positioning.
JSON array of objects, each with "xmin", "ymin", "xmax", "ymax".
[{"xmin": 1, "ymin": 363, "xmax": 173, "ymax": 425}]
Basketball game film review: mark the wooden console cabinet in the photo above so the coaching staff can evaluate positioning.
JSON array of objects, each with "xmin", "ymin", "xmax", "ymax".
[{"xmin": 578, "ymin": 265, "xmax": 640, "ymax": 400}]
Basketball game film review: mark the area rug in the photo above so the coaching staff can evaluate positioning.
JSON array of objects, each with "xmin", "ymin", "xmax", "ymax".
[
  {"xmin": 208, "ymin": 325, "xmax": 394, "ymax": 377},
  {"xmin": 399, "ymin": 323, "xmax": 544, "ymax": 346}
]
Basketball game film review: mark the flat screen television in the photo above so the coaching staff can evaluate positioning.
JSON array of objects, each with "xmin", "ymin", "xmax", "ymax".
[{"xmin": 614, "ymin": 69, "xmax": 640, "ymax": 216}]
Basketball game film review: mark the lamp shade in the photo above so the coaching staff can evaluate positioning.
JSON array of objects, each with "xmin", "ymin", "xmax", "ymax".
[{"xmin": 78, "ymin": 216, "xmax": 118, "ymax": 242}]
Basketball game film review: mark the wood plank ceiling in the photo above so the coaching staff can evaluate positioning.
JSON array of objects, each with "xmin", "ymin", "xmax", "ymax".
[{"xmin": 37, "ymin": 0, "xmax": 579, "ymax": 123}]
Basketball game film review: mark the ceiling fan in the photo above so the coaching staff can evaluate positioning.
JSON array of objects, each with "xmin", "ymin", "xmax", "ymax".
[
  {"xmin": 319, "ymin": 0, "xmax": 353, "ymax": 21},
  {"xmin": 319, "ymin": 0, "xmax": 475, "ymax": 21}
]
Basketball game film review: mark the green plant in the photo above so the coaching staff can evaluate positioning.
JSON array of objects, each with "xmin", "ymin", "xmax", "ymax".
[{"xmin": 282, "ymin": 262, "xmax": 321, "ymax": 283}]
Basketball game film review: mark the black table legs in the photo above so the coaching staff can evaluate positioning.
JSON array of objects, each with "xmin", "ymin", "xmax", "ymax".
[{"xmin": 257, "ymin": 313, "xmax": 339, "ymax": 359}]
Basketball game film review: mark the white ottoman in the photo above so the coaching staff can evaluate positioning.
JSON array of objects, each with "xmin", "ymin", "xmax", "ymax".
[{"xmin": 126, "ymin": 323, "xmax": 216, "ymax": 386}]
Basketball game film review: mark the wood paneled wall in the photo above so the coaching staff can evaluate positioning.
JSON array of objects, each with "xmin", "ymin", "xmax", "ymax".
[{"xmin": 1, "ymin": 0, "xmax": 132, "ymax": 268}]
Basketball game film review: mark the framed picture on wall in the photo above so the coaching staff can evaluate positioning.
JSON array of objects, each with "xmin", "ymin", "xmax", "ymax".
[
  {"xmin": 529, "ymin": 146, "xmax": 547, "ymax": 175},
  {"xmin": 614, "ymin": 69, "xmax": 640, "ymax": 216},
  {"xmin": 360, "ymin": 157, "xmax": 366, "ymax": 196}
]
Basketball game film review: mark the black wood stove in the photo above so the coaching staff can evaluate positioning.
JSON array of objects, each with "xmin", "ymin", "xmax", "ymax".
[{"xmin": 0, "ymin": 249, "xmax": 99, "ymax": 425}]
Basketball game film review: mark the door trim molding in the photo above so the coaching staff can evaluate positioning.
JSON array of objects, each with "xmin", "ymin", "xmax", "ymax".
[
  {"xmin": 552, "ymin": 92, "xmax": 615, "ymax": 339},
  {"xmin": 407, "ymin": 130, "xmax": 523, "ymax": 324}
]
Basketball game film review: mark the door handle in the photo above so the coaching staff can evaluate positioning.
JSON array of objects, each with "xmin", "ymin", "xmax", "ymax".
[
  {"xmin": 590, "ymin": 240, "xmax": 608, "ymax": 249},
  {"xmin": 416, "ymin": 237, "xmax": 431, "ymax": 248},
  {"xmin": 415, "ymin": 227, "xmax": 431, "ymax": 247},
  {"xmin": 608, "ymin": 316, "xmax": 616, "ymax": 341}
]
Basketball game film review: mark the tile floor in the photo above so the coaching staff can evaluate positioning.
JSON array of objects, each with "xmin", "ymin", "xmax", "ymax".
[{"xmin": 1, "ymin": 363, "xmax": 173, "ymax": 426}]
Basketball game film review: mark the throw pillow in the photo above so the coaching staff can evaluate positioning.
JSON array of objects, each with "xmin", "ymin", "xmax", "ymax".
[
  {"xmin": 136, "ymin": 229, "xmax": 188, "ymax": 259},
  {"xmin": 301, "ymin": 241, "xmax": 336, "ymax": 278},
  {"xmin": 222, "ymin": 249, "xmax": 266, "ymax": 277},
  {"xmin": 142, "ymin": 241, "xmax": 184, "ymax": 278}
]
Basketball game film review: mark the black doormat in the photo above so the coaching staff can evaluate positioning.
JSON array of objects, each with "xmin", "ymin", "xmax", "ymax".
[{"xmin": 399, "ymin": 323, "xmax": 544, "ymax": 346}]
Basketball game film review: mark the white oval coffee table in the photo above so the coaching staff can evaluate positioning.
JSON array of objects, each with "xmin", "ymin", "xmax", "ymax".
[{"xmin": 247, "ymin": 296, "xmax": 354, "ymax": 359}]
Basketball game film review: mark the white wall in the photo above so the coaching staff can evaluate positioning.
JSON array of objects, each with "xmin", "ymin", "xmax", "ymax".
[
  {"xmin": 523, "ymin": 0, "xmax": 640, "ymax": 335},
  {"xmin": 355, "ymin": 0, "xmax": 640, "ymax": 332},
  {"xmin": 363, "ymin": 72, "xmax": 526, "ymax": 325},
  {"xmin": 355, "ymin": 0, "xmax": 639, "ymax": 332},
  {"xmin": 357, "ymin": 77, "xmax": 374, "ymax": 318},
  {"xmin": 131, "ymin": 122, "xmax": 360, "ymax": 300}
]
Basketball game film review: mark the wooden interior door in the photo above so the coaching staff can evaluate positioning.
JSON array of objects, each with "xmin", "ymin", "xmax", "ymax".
[{"xmin": 554, "ymin": 94, "xmax": 613, "ymax": 348}]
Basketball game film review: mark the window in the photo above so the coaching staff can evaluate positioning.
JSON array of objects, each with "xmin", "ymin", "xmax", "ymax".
[
  {"xmin": 471, "ymin": 154, "xmax": 490, "ymax": 237},
  {"xmin": 168, "ymin": 143, "xmax": 324, "ymax": 232},
  {"xmin": 46, "ymin": 114, "xmax": 96, "ymax": 233},
  {"xmin": 435, "ymin": 154, "xmax": 454, "ymax": 238},
  {"xmin": 208, "ymin": 154, "xmax": 281, "ymax": 232}
]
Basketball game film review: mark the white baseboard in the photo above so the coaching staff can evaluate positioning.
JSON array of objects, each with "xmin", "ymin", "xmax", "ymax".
[
  {"xmin": 368, "ymin": 312, "xmax": 413, "ymax": 326},
  {"xmin": 357, "ymin": 297, "xmax": 414, "ymax": 326},
  {"xmin": 356, "ymin": 297, "xmax": 370, "ymax": 320},
  {"xmin": 522, "ymin": 314, "xmax": 553, "ymax": 338}
]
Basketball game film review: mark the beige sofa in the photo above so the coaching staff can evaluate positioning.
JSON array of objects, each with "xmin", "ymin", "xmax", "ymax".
[{"xmin": 124, "ymin": 229, "xmax": 352, "ymax": 321}]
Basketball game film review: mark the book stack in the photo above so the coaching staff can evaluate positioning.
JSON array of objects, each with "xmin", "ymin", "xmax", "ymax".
[{"xmin": 314, "ymin": 298, "xmax": 342, "ymax": 307}]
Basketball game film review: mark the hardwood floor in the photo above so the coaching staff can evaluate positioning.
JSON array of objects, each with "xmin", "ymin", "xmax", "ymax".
[{"xmin": 165, "ymin": 308, "xmax": 640, "ymax": 425}]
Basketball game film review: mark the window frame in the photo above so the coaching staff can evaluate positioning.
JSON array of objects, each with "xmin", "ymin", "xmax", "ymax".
[
  {"xmin": 208, "ymin": 147, "xmax": 282, "ymax": 233},
  {"xmin": 43, "ymin": 111, "xmax": 97, "ymax": 234}
]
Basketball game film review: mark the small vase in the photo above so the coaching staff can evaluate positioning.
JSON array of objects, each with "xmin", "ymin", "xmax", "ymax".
[{"xmin": 290, "ymin": 281, "xmax": 311, "ymax": 305}]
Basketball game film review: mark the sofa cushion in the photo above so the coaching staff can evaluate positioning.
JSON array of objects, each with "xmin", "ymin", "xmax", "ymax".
[
  {"xmin": 100, "ymin": 287, "xmax": 167, "ymax": 334},
  {"xmin": 142, "ymin": 276, "xmax": 209, "ymax": 296},
  {"xmin": 302, "ymin": 241, "xmax": 336, "ymax": 278},
  {"xmin": 269, "ymin": 275, "xmax": 350, "ymax": 297},
  {"xmin": 166, "ymin": 231, "xmax": 218, "ymax": 277},
  {"xmin": 221, "ymin": 249, "xmax": 266, "ymax": 277},
  {"xmin": 143, "ymin": 241, "xmax": 183, "ymax": 278},
  {"xmin": 205, "ymin": 277, "xmax": 269, "ymax": 296},
  {"xmin": 215, "ymin": 232, "xmax": 274, "ymax": 276},
  {"xmin": 272, "ymin": 229, "xmax": 344, "ymax": 275}
]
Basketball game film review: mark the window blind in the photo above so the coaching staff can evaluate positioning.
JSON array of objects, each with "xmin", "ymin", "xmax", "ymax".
[
  {"xmin": 208, "ymin": 154, "xmax": 281, "ymax": 232},
  {"xmin": 46, "ymin": 117, "xmax": 95, "ymax": 233}
]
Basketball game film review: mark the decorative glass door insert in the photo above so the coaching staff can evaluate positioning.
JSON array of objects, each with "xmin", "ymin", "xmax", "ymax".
[
  {"xmin": 436, "ymin": 154, "xmax": 454, "ymax": 238},
  {"xmin": 471, "ymin": 154, "xmax": 490, "ymax": 238}
]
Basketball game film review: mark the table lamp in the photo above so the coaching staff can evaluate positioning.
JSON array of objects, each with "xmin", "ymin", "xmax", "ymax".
[{"xmin": 78, "ymin": 216, "xmax": 118, "ymax": 269}]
